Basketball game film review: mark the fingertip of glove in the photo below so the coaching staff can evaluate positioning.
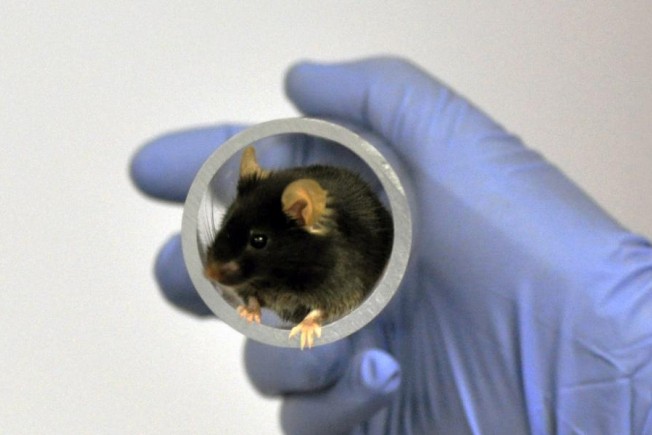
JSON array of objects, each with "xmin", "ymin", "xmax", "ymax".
[
  {"xmin": 154, "ymin": 234, "xmax": 212, "ymax": 316},
  {"xmin": 284, "ymin": 60, "xmax": 325, "ymax": 101},
  {"xmin": 284, "ymin": 56, "xmax": 419, "ymax": 86},
  {"xmin": 129, "ymin": 141, "xmax": 161, "ymax": 198},
  {"xmin": 355, "ymin": 349, "xmax": 401, "ymax": 395},
  {"xmin": 154, "ymin": 234, "xmax": 181, "ymax": 281},
  {"xmin": 129, "ymin": 124, "xmax": 249, "ymax": 202}
]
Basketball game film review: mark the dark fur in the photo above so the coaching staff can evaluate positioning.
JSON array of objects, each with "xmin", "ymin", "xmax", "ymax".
[{"xmin": 207, "ymin": 165, "xmax": 393, "ymax": 324}]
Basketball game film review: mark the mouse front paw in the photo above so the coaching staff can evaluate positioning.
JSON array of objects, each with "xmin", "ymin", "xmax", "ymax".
[
  {"xmin": 289, "ymin": 309, "xmax": 323, "ymax": 350},
  {"xmin": 237, "ymin": 297, "xmax": 261, "ymax": 323}
]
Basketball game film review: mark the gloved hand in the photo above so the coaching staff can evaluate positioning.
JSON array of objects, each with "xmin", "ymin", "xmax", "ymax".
[{"xmin": 130, "ymin": 58, "xmax": 652, "ymax": 434}]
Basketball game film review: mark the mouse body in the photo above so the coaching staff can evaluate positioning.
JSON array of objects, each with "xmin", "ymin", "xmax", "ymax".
[{"xmin": 204, "ymin": 147, "xmax": 393, "ymax": 348}]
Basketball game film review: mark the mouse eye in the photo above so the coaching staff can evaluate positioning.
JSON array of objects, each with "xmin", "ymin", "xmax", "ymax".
[{"xmin": 249, "ymin": 233, "xmax": 268, "ymax": 249}]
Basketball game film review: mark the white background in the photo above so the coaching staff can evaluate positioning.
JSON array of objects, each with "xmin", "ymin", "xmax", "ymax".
[{"xmin": 1, "ymin": 2, "xmax": 650, "ymax": 434}]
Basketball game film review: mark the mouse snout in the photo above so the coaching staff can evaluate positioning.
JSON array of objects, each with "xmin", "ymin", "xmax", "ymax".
[{"xmin": 204, "ymin": 261, "xmax": 241, "ymax": 285}]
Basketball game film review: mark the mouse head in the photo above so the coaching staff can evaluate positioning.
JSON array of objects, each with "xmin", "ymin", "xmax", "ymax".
[
  {"xmin": 204, "ymin": 147, "xmax": 334, "ymax": 289},
  {"xmin": 240, "ymin": 146, "xmax": 329, "ymax": 233}
]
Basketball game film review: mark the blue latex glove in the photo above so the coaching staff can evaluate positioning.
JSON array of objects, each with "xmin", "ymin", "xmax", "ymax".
[{"xmin": 131, "ymin": 58, "xmax": 652, "ymax": 434}]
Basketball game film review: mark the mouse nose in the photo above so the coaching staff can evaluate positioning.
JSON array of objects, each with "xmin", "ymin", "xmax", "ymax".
[{"xmin": 204, "ymin": 261, "xmax": 240, "ymax": 284}]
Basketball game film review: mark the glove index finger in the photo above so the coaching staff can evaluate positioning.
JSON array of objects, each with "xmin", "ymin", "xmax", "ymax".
[
  {"xmin": 284, "ymin": 57, "xmax": 505, "ymax": 173},
  {"xmin": 130, "ymin": 124, "xmax": 247, "ymax": 203}
]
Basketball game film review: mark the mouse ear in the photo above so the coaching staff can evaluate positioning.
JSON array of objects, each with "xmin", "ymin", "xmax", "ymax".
[
  {"xmin": 239, "ymin": 146, "xmax": 267, "ymax": 179},
  {"xmin": 282, "ymin": 179, "xmax": 329, "ymax": 233}
]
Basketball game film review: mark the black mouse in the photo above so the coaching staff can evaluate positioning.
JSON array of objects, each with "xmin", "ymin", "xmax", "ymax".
[{"xmin": 204, "ymin": 146, "xmax": 393, "ymax": 348}]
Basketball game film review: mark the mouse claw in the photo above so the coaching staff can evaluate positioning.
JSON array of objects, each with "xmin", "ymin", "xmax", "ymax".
[
  {"xmin": 237, "ymin": 305, "xmax": 261, "ymax": 323},
  {"xmin": 289, "ymin": 322, "xmax": 321, "ymax": 350},
  {"xmin": 289, "ymin": 310, "xmax": 323, "ymax": 349}
]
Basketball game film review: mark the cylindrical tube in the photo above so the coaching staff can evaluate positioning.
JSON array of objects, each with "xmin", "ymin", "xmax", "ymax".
[{"xmin": 182, "ymin": 117, "xmax": 412, "ymax": 347}]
